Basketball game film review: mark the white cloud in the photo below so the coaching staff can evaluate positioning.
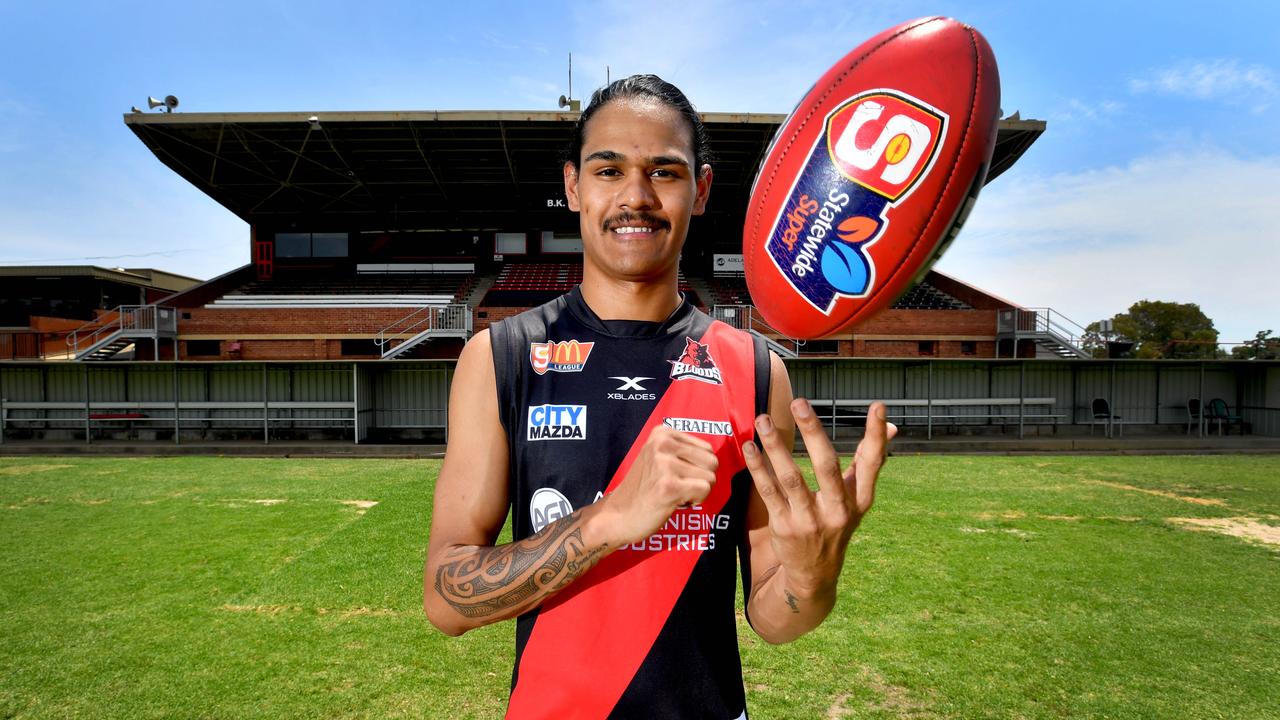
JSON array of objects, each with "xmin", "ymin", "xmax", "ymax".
[
  {"xmin": 1129, "ymin": 59, "xmax": 1276, "ymax": 102},
  {"xmin": 565, "ymin": 0, "xmax": 904, "ymax": 113},
  {"xmin": 936, "ymin": 149, "xmax": 1280, "ymax": 345},
  {"xmin": 1048, "ymin": 97, "xmax": 1125, "ymax": 125}
]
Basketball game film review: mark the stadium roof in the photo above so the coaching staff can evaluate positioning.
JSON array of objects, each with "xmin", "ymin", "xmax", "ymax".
[
  {"xmin": 124, "ymin": 110, "xmax": 1045, "ymax": 232},
  {"xmin": 0, "ymin": 265, "xmax": 201, "ymax": 290}
]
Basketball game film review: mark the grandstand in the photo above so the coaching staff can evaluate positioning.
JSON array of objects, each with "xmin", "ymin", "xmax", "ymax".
[{"xmin": 95, "ymin": 108, "xmax": 1050, "ymax": 362}]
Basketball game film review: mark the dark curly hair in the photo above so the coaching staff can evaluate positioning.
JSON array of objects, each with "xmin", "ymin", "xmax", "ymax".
[{"xmin": 565, "ymin": 74, "xmax": 713, "ymax": 171}]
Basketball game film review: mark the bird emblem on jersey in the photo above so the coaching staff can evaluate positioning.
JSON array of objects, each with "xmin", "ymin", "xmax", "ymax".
[{"xmin": 668, "ymin": 337, "xmax": 723, "ymax": 384}]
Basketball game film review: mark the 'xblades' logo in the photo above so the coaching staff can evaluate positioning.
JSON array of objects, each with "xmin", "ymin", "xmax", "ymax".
[{"xmin": 607, "ymin": 376, "xmax": 656, "ymax": 401}]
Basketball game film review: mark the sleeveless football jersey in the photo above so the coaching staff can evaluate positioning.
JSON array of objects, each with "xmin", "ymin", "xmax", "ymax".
[{"xmin": 490, "ymin": 286, "xmax": 770, "ymax": 720}]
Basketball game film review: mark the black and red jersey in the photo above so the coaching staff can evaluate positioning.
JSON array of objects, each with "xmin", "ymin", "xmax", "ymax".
[{"xmin": 490, "ymin": 286, "xmax": 770, "ymax": 720}]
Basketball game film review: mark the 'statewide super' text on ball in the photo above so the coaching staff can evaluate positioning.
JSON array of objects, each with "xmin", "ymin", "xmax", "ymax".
[{"xmin": 743, "ymin": 16, "xmax": 1001, "ymax": 339}]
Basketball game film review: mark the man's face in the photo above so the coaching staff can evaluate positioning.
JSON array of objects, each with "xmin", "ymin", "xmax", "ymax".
[{"xmin": 564, "ymin": 98, "xmax": 712, "ymax": 282}]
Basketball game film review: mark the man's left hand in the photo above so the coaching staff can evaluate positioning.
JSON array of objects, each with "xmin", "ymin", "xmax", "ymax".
[{"xmin": 742, "ymin": 398, "xmax": 896, "ymax": 597}]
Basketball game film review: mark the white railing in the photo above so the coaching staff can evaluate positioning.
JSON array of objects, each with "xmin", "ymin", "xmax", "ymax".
[
  {"xmin": 376, "ymin": 303, "xmax": 472, "ymax": 357},
  {"xmin": 998, "ymin": 307, "xmax": 1089, "ymax": 354},
  {"xmin": 711, "ymin": 305, "xmax": 804, "ymax": 356},
  {"xmin": 66, "ymin": 305, "xmax": 177, "ymax": 358}
]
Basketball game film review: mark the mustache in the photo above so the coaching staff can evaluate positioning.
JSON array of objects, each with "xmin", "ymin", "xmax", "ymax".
[{"xmin": 603, "ymin": 212, "xmax": 671, "ymax": 233}]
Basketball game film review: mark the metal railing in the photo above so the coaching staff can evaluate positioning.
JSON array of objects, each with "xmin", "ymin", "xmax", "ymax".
[
  {"xmin": 66, "ymin": 305, "xmax": 177, "ymax": 359},
  {"xmin": 998, "ymin": 307, "xmax": 1089, "ymax": 353},
  {"xmin": 711, "ymin": 305, "xmax": 804, "ymax": 356},
  {"xmin": 375, "ymin": 303, "xmax": 472, "ymax": 357}
]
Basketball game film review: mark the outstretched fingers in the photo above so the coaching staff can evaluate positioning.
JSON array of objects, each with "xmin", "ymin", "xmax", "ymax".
[
  {"xmin": 755, "ymin": 413, "xmax": 814, "ymax": 514},
  {"xmin": 846, "ymin": 402, "xmax": 895, "ymax": 514},
  {"xmin": 790, "ymin": 398, "xmax": 845, "ymax": 506}
]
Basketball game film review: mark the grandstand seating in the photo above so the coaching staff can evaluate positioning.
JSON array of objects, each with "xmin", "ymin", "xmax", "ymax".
[
  {"xmin": 481, "ymin": 262, "xmax": 699, "ymax": 306},
  {"xmin": 223, "ymin": 272, "xmax": 476, "ymax": 303},
  {"xmin": 890, "ymin": 283, "xmax": 971, "ymax": 310},
  {"xmin": 708, "ymin": 276, "xmax": 752, "ymax": 305}
]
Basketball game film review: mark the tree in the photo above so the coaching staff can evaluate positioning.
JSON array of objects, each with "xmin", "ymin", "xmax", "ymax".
[
  {"xmin": 1087, "ymin": 300, "xmax": 1221, "ymax": 359},
  {"xmin": 1231, "ymin": 330, "xmax": 1280, "ymax": 360}
]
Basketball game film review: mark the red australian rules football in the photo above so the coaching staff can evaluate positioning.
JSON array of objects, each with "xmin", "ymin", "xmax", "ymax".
[{"xmin": 743, "ymin": 16, "xmax": 1001, "ymax": 339}]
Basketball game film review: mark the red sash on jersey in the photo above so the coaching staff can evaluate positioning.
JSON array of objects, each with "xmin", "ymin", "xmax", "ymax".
[{"xmin": 505, "ymin": 322, "xmax": 757, "ymax": 719}]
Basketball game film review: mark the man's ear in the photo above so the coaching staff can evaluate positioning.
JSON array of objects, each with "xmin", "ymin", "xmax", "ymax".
[
  {"xmin": 691, "ymin": 164, "xmax": 713, "ymax": 216},
  {"xmin": 563, "ymin": 161, "xmax": 581, "ymax": 212}
]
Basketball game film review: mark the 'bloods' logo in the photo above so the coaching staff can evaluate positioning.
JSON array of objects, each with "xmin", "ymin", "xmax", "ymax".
[
  {"xmin": 530, "ymin": 340, "xmax": 594, "ymax": 375},
  {"xmin": 764, "ymin": 89, "xmax": 947, "ymax": 314},
  {"xmin": 669, "ymin": 337, "xmax": 722, "ymax": 384}
]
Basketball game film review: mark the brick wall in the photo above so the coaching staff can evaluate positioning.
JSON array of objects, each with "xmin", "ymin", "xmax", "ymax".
[
  {"xmin": 177, "ymin": 307, "xmax": 416, "ymax": 360},
  {"xmin": 846, "ymin": 309, "xmax": 996, "ymax": 337},
  {"xmin": 473, "ymin": 307, "xmax": 528, "ymax": 334},
  {"xmin": 174, "ymin": 305, "xmax": 1001, "ymax": 360},
  {"xmin": 180, "ymin": 307, "xmax": 412, "ymax": 336}
]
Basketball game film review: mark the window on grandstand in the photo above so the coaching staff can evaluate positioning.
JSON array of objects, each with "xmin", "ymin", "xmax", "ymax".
[
  {"xmin": 274, "ymin": 232, "xmax": 349, "ymax": 258},
  {"xmin": 312, "ymin": 233, "xmax": 348, "ymax": 257},
  {"xmin": 798, "ymin": 339, "xmax": 839, "ymax": 355},
  {"xmin": 542, "ymin": 231, "xmax": 583, "ymax": 253},
  {"xmin": 275, "ymin": 233, "xmax": 311, "ymax": 258},
  {"xmin": 341, "ymin": 339, "xmax": 380, "ymax": 356},
  {"xmin": 186, "ymin": 340, "xmax": 220, "ymax": 356},
  {"xmin": 917, "ymin": 340, "xmax": 937, "ymax": 356},
  {"xmin": 961, "ymin": 340, "xmax": 977, "ymax": 355},
  {"xmin": 495, "ymin": 232, "xmax": 527, "ymax": 255}
]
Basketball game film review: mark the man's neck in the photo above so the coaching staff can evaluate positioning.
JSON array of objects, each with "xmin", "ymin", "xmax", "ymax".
[{"xmin": 578, "ymin": 270, "xmax": 682, "ymax": 322}]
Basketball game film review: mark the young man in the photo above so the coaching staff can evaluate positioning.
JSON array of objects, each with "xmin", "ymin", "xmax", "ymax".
[{"xmin": 424, "ymin": 75, "xmax": 896, "ymax": 719}]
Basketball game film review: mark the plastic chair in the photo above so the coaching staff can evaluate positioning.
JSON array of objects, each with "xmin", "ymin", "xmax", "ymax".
[
  {"xmin": 1205, "ymin": 398, "xmax": 1244, "ymax": 436},
  {"xmin": 1185, "ymin": 398, "xmax": 1202, "ymax": 435},
  {"xmin": 1091, "ymin": 398, "xmax": 1122, "ymax": 437}
]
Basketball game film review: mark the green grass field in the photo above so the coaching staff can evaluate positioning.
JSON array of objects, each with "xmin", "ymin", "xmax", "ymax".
[{"xmin": 1, "ymin": 454, "xmax": 1278, "ymax": 719}]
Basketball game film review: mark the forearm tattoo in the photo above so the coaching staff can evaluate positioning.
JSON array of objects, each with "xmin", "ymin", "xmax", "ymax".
[{"xmin": 435, "ymin": 511, "xmax": 608, "ymax": 618}]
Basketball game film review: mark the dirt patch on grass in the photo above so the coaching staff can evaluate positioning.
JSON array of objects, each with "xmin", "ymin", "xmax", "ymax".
[
  {"xmin": 252, "ymin": 499, "xmax": 287, "ymax": 506},
  {"xmin": 330, "ymin": 606, "xmax": 401, "ymax": 618},
  {"xmin": 220, "ymin": 603, "xmax": 303, "ymax": 615},
  {"xmin": 828, "ymin": 666, "xmax": 932, "ymax": 718},
  {"xmin": 960, "ymin": 526, "xmax": 1034, "ymax": 538},
  {"xmin": 1167, "ymin": 517, "xmax": 1280, "ymax": 548},
  {"xmin": 219, "ymin": 603, "xmax": 404, "ymax": 617},
  {"xmin": 1037, "ymin": 514, "xmax": 1141, "ymax": 522},
  {"xmin": 0, "ymin": 464, "xmax": 72, "ymax": 476},
  {"xmin": 1087, "ymin": 480, "xmax": 1226, "ymax": 506},
  {"xmin": 340, "ymin": 500, "xmax": 378, "ymax": 515},
  {"xmin": 975, "ymin": 510, "xmax": 1027, "ymax": 520},
  {"xmin": 6, "ymin": 496, "xmax": 51, "ymax": 509}
]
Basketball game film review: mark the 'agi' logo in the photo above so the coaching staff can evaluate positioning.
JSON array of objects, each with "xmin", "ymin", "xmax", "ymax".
[
  {"xmin": 765, "ymin": 89, "xmax": 947, "ymax": 314},
  {"xmin": 529, "ymin": 487, "xmax": 573, "ymax": 533},
  {"xmin": 530, "ymin": 339, "xmax": 594, "ymax": 375},
  {"xmin": 669, "ymin": 337, "xmax": 722, "ymax": 385}
]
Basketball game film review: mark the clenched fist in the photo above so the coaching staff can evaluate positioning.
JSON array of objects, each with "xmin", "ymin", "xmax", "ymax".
[{"xmin": 597, "ymin": 426, "xmax": 719, "ymax": 547}]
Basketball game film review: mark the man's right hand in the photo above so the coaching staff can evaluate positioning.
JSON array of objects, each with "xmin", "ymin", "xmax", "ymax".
[{"xmin": 598, "ymin": 426, "xmax": 719, "ymax": 547}]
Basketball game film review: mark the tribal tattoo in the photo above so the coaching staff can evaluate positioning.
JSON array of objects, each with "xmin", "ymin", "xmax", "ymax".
[{"xmin": 435, "ymin": 510, "xmax": 608, "ymax": 618}]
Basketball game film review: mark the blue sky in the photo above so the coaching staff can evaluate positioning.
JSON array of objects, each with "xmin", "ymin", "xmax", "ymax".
[{"xmin": 1, "ymin": 0, "xmax": 1277, "ymax": 344}]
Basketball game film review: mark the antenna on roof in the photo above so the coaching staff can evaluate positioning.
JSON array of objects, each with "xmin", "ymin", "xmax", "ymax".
[{"xmin": 557, "ymin": 52, "xmax": 581, "ymax": 112}]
